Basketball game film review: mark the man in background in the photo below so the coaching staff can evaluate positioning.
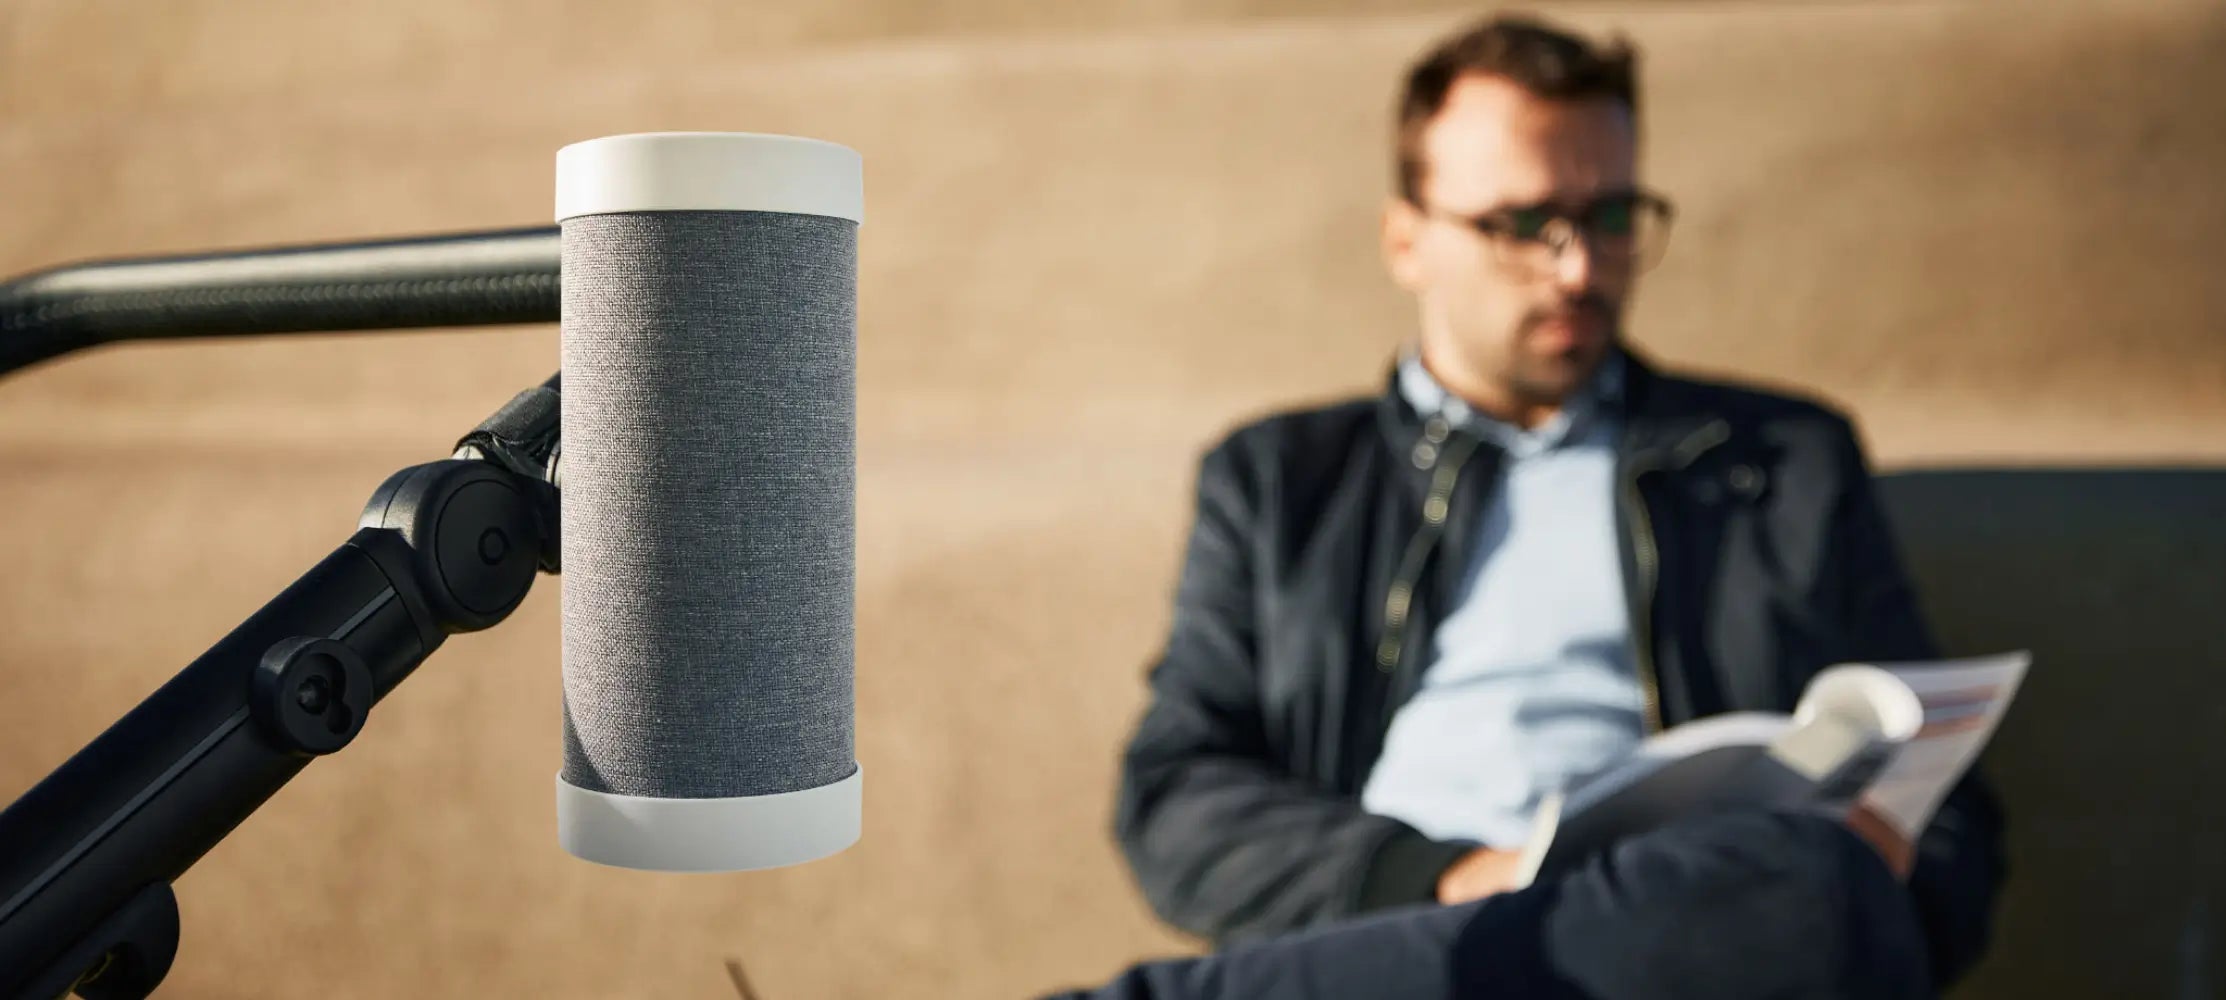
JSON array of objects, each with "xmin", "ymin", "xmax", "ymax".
[{"xmin": 1114, "ymin": 13, "xmax": 2003, "ymax": 987}]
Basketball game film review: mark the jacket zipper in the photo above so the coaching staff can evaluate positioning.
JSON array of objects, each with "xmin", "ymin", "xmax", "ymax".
[
  {"xmin": 1623, "ymin": 419, "xmax": 1732, "ymax": 733},
  {"xmin": 1375, "ymin": 424, "xmax": 1480, "ymax": 676}
]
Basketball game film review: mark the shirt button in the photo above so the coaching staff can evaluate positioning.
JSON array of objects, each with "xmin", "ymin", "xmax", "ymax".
[
  {"xmin": 1423, "ymin": 497, "xmax": 1449, "ymax": 525},
  {"xmin": 1423, "ymin": 417, "xmax": 1452, "ymax": 443},
  {"xmin": 1728, "ymin": 464, "xmax": 1764, "ymax": 496},
  {"xmin": 1411, "ymin": 441, "xmax": 1439, "ymax": 469}
]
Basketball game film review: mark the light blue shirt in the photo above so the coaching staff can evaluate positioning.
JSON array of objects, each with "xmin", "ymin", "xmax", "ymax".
[{"xmin": 1358, "ymin": 353, "xmax": 1646, "ymax": 847}]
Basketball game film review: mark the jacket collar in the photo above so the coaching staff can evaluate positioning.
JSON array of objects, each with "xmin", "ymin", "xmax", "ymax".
[{"xmin": 1616, "ymin": 351, "xmax": 1735, "ymax": 472}]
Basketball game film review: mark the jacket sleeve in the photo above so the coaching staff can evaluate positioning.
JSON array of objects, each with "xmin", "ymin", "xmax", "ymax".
[
  {"xmin": 1114, "ymin": 436, "xmax": 1472, "ymax": 943},
  {"xmin": 1825, "ymin": 417, "xmax": 2008, "ymax": 988}
]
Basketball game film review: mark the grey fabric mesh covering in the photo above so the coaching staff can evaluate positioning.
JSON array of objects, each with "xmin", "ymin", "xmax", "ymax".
[{"xmin": 559, "ymin": 210, "xmax": 856, "ymax": 799}]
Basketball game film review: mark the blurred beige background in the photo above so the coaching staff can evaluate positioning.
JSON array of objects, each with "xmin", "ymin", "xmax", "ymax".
[{"xmin": 2, "ymin": 1, "xmax": 2222, "ymax": 997}]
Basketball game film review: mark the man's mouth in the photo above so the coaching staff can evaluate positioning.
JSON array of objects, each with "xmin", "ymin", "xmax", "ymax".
[{"xmin": 1530, "ymin": 308, "xmax": 1606, "ymax": 349}]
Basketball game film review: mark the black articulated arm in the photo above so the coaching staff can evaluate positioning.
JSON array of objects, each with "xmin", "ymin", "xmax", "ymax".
[
  {"xmin": 0, "ymin": 375, "xmax": 563, "ymax": 1000},
  {"xmin": 0, "ymin": 226, "xmax": 569, "ymax": 1000},
  {"xmin": 0, "ymin": 227, "xmax": 558, "ymax": 377}
]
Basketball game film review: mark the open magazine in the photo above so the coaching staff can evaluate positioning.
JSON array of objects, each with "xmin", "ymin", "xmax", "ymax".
[{"xmin": 1509, "ymin": 651, "xmax": 2031, "ymax": 889}]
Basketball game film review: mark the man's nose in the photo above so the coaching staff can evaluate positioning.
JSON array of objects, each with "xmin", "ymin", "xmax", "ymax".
[{"xmin": 1551, "ymin": 235, "xmax": 1597, "ymax": 290}]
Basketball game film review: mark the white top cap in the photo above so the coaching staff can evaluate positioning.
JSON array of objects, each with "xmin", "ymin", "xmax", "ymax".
[{"xmin": 555, "ymin": 132, "xmax": 862, "ymax": 224}]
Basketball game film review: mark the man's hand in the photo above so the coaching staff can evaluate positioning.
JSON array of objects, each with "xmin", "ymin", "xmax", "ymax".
[
  {"xmin": 1844, "ymin": 803, "xmax": 1916, "ymax": 880},
  {"xmin": 1436, "ymin": 846, "xmax": 1527, "ymax": 904}
]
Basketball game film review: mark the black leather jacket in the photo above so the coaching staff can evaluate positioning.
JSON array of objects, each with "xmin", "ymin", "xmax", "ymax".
[{"xmin": 1114, "ymin": 351, "xmax": 2004, "ymax": 987}]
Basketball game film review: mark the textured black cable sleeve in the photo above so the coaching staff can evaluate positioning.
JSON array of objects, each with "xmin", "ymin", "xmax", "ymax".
[{"xmin": 0, "ymin": 226, "xmax": 559, "ymax": 376}]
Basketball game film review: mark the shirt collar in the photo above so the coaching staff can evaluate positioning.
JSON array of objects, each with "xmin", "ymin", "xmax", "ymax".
[{"xmin": 1397, "ymin": 348, "xmax": 1625, "ymax": 457}]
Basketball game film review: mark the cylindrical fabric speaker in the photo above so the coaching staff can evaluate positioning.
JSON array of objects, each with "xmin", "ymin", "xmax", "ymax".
[{"xmin": 554, "ymin": 132, "xmax": 861, "ymax": 872}]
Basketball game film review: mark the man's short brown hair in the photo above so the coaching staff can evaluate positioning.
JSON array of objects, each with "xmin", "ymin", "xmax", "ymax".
[{"xmin": 1395, "ymin": 14, "xmax": 1639, "ymax": 204}]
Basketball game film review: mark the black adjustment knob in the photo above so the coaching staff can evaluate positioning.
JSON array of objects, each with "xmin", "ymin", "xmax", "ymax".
[{"xmin": 251, "ymin": 637, "xmax": 374, "ymax": 756}]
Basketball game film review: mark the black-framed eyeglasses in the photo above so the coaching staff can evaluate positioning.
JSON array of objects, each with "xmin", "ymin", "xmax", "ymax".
[{"xmin": 1421, "ymin": 189, "xmax": 1676, "ymax": 276}]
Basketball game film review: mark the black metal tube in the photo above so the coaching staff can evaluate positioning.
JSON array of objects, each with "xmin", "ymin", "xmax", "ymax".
[
  {"xmin": 0, "ymin": 528, "xmax": 444, "ymax": 995},
  {"xmin": 0, "ymin": 226, "xmax": 559, "ymax": 377}
]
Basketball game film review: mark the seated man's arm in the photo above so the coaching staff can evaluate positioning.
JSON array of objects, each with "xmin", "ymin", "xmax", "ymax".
[
  {"xmin": 1115, "ymin": 437, "xmax": 1468, "ymax": 943},
  {"xmin": 1826, "ymin": 416, "xmax": 2008, "ymax": 987}
]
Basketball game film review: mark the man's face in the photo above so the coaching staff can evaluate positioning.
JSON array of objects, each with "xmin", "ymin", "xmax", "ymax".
[{"xmin": 1383, "ymin": 74, "xmax": 1639, "ymax": 412}]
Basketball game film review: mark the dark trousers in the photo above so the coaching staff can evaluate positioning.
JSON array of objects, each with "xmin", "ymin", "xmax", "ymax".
[{"xmin": 1049, "ymin": 811, "xmax": 1932, "ymax": 1000}]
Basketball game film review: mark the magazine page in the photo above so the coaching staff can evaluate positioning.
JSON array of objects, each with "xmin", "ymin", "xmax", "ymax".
[
  {"xmin": 1771, "ymin": 663, "xmax": 1925, "ymax": 806},
  {"xmin": 1851, "ymin": 651, "xmax": 2032, "ymax": 838},
  {"xmin": 1509, "ymin": 714, "xmax": 1795, "ymax": 889},
  {"xmin": 1506, "ymin": 652, "xmax": 2029, "ymax": 886}
]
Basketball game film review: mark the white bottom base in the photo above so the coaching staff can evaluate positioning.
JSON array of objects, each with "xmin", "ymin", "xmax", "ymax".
[{"xmin": 556, "ymin": 766, "xmax": 861, "ymax": 872}]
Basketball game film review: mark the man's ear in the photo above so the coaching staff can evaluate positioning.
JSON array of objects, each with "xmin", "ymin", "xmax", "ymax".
[{"xmin": 1382, "ymin": 196, "xmax": 1426, "ymax": 292}]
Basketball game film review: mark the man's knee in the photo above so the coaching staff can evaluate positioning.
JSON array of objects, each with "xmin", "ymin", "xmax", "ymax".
[{"xmin": 1458, "ymin": 811, "xmax": 1931, "ymax": 1000}]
